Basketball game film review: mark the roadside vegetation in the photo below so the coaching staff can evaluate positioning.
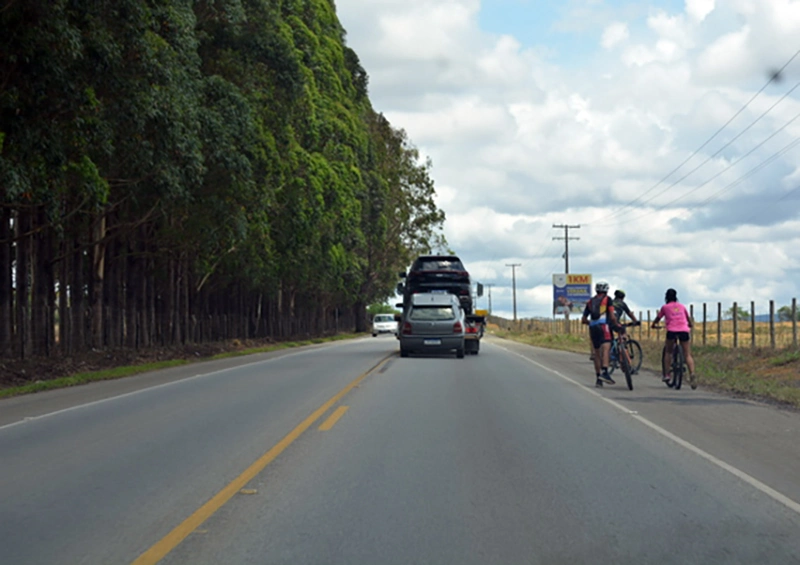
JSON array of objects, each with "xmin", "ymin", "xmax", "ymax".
[
  {"xmin": 490, "ymin": 325, "xmax": 800, "ymax": 409},
  {"xmin": 0, "ymin": 1, "xmax": 446, "ymax": 371},
  {"xmin": 0, "ymin": 332, "xmax": 361, "ymax": 399}
]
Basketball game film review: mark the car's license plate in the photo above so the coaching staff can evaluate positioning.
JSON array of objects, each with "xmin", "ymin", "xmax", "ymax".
[
  {"xmin": 423, "ymin": 339, "xmax": 441, "ymax": 346},
  {"xmin": 430, "ymin": 289, "xmax": 447, "ymax": 293}
]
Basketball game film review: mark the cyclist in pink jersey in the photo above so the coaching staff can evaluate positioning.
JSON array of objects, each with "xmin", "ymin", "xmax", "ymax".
[{"xmin": 651, "ymin": 288, "xmax": 697, "ymax": 389}]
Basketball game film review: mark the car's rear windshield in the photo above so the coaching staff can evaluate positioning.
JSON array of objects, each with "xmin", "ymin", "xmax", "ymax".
[
  {"xmin": 415, "ymin": 259, "xmax": 465, "ymax": 271},
  {"xmin": 374, "ymin": 314, "xmax": 394, "ymax": 323},
  {"xmin": 409, "ymin": 306, "xmax": 456, "ymax": 321}
]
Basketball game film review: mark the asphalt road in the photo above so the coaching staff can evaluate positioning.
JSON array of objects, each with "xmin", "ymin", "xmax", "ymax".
[{"xmin": 1, "ymin": 336, "xmax": 799, "ymax": 564}]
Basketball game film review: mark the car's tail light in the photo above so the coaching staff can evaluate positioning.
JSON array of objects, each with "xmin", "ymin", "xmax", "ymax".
[
  {"xmin": 402, "ymin": 322, "xmax": 413, "ymax": 335},
  {"xmin": 466, "ymin": 326, "xmax": 477, "ymax": 334},
  {"xmin": 453, "ymin": 321, "xmax": 463, "ymax": 333}
]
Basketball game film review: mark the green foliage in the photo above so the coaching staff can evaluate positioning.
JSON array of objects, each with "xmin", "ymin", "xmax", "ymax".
[
  {"xmin": 0, "ymin": 0, "xmax": 445, "ymax": 331},
  {"xmin": 777, "ymin": 305, "xmax": 799, "ymax": 322},
  {"xmin": 725, "ymin": 306, "xmax": 750, "ymax": 321},
  {"xmin": 367, "ymin": 303, "xmax": 399, "ymax": 316},
  {"xmin": 769, "ymin": 350, "xmax": 800, "ymax": 366}
]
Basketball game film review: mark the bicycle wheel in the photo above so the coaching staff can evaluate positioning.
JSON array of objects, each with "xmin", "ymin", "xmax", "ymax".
[
  {"xmin": 662, "ymin": 345, "xmax": 672, "ymax": 388},
  {"xmin": 626, "ymin": 339, "xmax": 643, "ymax": 374},
  {"xmin": 607, "ymin": 339, "xmax": 619, "ymax": 376},
  {"xmin": 672, "ymin": 349, "xmax": 684, "ymax": 390},
  {"xmin": 620, "ymin": 350, "xmax": 633, "ymax": 390}
]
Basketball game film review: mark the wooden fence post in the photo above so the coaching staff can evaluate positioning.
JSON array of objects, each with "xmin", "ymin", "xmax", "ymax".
[
  {"xmin": 770, "ymin": 300, "xmax": 775, "ymax": 349},
  {"xmin": 793, "ymin": 298, "xmax": 798, "ymax": 349},
  {"xmin": 702, "ymin": 303, "xmax": 707, "ymax": 346},
  {"xmin": 751, "ymin": 301, "xmax": 756, "ymax": 348},
  {"xmin": 638, "ymin": 311, "xmax": 643, "ymax": 340},
  {"xmin": 647, "ymin": 310, "xmax": 651, "ymax": 340},
  {"xmin": 717, "ymin": 302, "xmax": 722, "ymax": 346},
  {"xmin": 733, "ymin": 302, "xmax": 738, "ymax": 348}
]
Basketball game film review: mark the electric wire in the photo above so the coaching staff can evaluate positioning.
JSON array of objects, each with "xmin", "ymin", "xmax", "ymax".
[{"xmin": 586, "ymin": 46, "xmax": 800, "ymax": 225}]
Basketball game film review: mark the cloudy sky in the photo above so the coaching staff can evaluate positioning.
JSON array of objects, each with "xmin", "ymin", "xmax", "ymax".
[{"xmin": 334, "ymin": 0, "xmax": 800, "ymax": 319}]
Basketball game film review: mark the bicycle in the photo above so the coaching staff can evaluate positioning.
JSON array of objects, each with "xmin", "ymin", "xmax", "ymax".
[
  {"xmin": 601, "ymin": 323, "xmax": 638, "ymax": 390},
  {"xmin": 608, "ymin": 323, "xmax": 643, "ymax": 380},
  {"xmin": 653, "ymin": 325, "xmax": 689, "ymax": 390}
]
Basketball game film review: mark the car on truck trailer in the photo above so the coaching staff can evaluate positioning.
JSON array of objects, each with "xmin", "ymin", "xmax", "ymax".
[{"xmin": 397, "ymin": 255, "xmax": 483, "ymax": 316}]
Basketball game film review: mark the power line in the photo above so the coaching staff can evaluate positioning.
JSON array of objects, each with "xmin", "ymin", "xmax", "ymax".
[
  {"xmin": 694, "ymin": 136, "xmax": 800, "ymax": 208},
  {"xmin": 594, "ymin": 109, "xmax": 800, "ymax": 226},
  {"xmin": 586, "ymin": 45, "xmax": 800, "ymax": 225},
  {"xmin": 530, "ymin": 256, "xmax": 566, "ymax": 290},
  {"xmin": 592, "ymin": 81, "xmax": 800, "ymax": 223}
]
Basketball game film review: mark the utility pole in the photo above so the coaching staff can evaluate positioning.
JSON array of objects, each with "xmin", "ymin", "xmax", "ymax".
[
  {"xmin": 506, "ymin": 264, "xmax": 521, "ymax": 321},
  {"xmin": 553, "ymin": 224, "xmax": 580, "ymax": 274},
  {"xmin": 486, "ymin": 284, "xmax": 495, "ymax": 314}
]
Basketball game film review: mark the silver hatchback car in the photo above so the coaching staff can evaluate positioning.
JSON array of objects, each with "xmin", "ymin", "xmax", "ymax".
[{"xmin": 399, "ymin": 293, "xmax": 466, "ymax": 358}]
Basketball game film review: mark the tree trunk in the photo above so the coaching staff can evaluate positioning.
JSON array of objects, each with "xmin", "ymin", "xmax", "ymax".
[
  {"xmin": 71, "ymin": 243, "xmax": 86, "ymax": 352},
  {"xmin": 90, "ymin": 214, "xmax": 107, "ymax": 348},
  {"xmin": 0, "ymin": 208, "xmax": 12, "ymax": 356},
  {"xmin": 59, "ymin": 236, "xmax": 70, "ymax": 354},
  {"xmin": 125, "ymin": 242, "xmax": 137, "ymax": 348},
  {"xmin": 354, "ymin": 298, "xmax": 367, "ymax": 333},
  {"xmin": 15, "ymin": 208, "xmax": 31, "ymax": 358}
]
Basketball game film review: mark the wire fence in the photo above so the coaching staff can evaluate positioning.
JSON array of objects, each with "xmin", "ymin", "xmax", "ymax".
[{"xmin": 489, "ymin": 299, "xmax": 800, "ymax": 349}]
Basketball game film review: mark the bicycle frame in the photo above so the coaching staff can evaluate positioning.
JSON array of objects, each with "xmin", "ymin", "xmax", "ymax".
[
  {"xmin": 661, "ymin": 339, "xmax": 687, "ymax": 390},
  {"xmin": 610, "ymin": 323, "xmax": 638, "ymax": 390}
]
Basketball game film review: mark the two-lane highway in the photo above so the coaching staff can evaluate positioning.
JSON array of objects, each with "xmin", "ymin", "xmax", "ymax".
[{"xmin": 1, "ymin": 336, "xmax": 799, "ymax": 564}]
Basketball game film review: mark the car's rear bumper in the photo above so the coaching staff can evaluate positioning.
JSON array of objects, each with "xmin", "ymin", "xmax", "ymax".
[{"xmin": 399, "ymin": 335, "xmax": 464, "ymax": 352}]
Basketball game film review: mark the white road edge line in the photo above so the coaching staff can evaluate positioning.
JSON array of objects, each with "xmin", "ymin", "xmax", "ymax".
[
  {"xmin": 491, "ymin": 341, "xmax": 800, "ymax": 517},
  {"xmin": 0, "ymin": 339, "xmax": 368, "ymax": 432}
]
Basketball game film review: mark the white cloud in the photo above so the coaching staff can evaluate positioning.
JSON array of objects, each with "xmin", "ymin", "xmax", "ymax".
[
  {"xmin": 601, "ymin": 22, "xmax": 629, "ymax": 49},
  {"xmin": 686, "ymin": 0, "xmax": 715, "ymax": 22},
  {"xmin": 334, "ymin": 0, "xmax": 800, "ymax": 317}
]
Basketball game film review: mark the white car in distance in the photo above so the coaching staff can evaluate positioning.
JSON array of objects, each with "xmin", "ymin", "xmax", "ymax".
[{"xmin": 372, "ymin": 313, "xmax": 398, "ymax": 337}]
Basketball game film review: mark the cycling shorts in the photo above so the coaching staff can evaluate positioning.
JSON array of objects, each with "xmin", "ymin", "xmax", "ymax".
[
  {"xmin": 590, "ymin": 324, "xmax": 612, "ymax": 349},
  {"xmin": 666, "ymin": 331, "xmax": 690, "ymax": 342}
]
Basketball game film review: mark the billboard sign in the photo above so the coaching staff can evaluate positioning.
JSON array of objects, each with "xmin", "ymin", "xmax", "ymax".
[{"xmin": 553, "ymin": 274, "xmax": 592, "ymax": 316}]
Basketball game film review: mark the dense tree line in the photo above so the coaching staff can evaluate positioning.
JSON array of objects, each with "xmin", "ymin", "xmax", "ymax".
[{"xmin": 0, "ymin": 0, "xmax": 445, "ymax": 359}]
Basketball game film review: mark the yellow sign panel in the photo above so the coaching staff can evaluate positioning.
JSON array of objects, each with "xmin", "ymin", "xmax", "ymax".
[{"xmin": 566, "ymin": 274, "xmax": 591, "ymax": 284}]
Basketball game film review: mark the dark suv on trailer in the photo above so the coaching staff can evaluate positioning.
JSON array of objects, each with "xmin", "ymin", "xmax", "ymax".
[{"xmin": 399, "ymin": 255, "xmax": 473, "ymax": 314}]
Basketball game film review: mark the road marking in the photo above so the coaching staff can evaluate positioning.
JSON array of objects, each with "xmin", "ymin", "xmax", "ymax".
[
  {"xmin": 318, "ymin": 406, "xmax": 349, "ymax": 431},
  {"xmin": 131, "ymin": 353, "xmax": 394, "ymax": 565},
  {"xmin": 493, "ymin": 341, "xmax": 800, "ymax": 517},
  {"xmin": 0, "ymin": 340, "xmax": 367, "ymax": 432}
]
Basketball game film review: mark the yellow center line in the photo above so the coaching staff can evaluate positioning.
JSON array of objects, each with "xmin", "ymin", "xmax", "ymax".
[
  {"xmin": 318, "ymin": 405, "xmax": 349, "ymax": 431},
  {"xmin": 131, "ymin": 353, "xmax": 394, "ymax": 565}
]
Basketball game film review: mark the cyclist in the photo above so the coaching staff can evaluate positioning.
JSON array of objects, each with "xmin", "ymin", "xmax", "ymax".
[
  {"xmin": 612, "ymin": 289, "xmax": 639, "ymax": 328},
  {"xmin": 581, "ymin": 281, "xmax": 617, "ymax": 387},
  {"xmin": 611, "ymin": 289, "xmax": 641, "ymax": 371},
  {"xmin": 651, "ymin": 288, "xmax": 697, "ymax": 389}
]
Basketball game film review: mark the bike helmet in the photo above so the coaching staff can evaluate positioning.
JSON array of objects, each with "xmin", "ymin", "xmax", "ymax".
[
  {"xmin": 614, "ymin": 289, "xmax": 626, "ymax": 298},
  {"xmin": 595, "ymin": 281, "xmax": 609, "ymax": 293}
]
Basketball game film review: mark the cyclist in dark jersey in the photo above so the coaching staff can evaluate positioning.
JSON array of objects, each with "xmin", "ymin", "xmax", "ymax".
[
  {"xmin": 611, "ymin": 289, "xmax": 640, "ymax": 333},
  {"xmin": 581, "ymin": 281, "xmax": 617, "ymax": 387}
]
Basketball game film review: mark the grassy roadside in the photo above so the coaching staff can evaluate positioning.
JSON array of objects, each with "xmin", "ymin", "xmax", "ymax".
[
  {"xmin": 490, "ymin": 327, "xmax": 800, "ymax": 409},
  {"xmin": 0, "ymin": 333, "xmax": 362, "ymax": 399}
]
